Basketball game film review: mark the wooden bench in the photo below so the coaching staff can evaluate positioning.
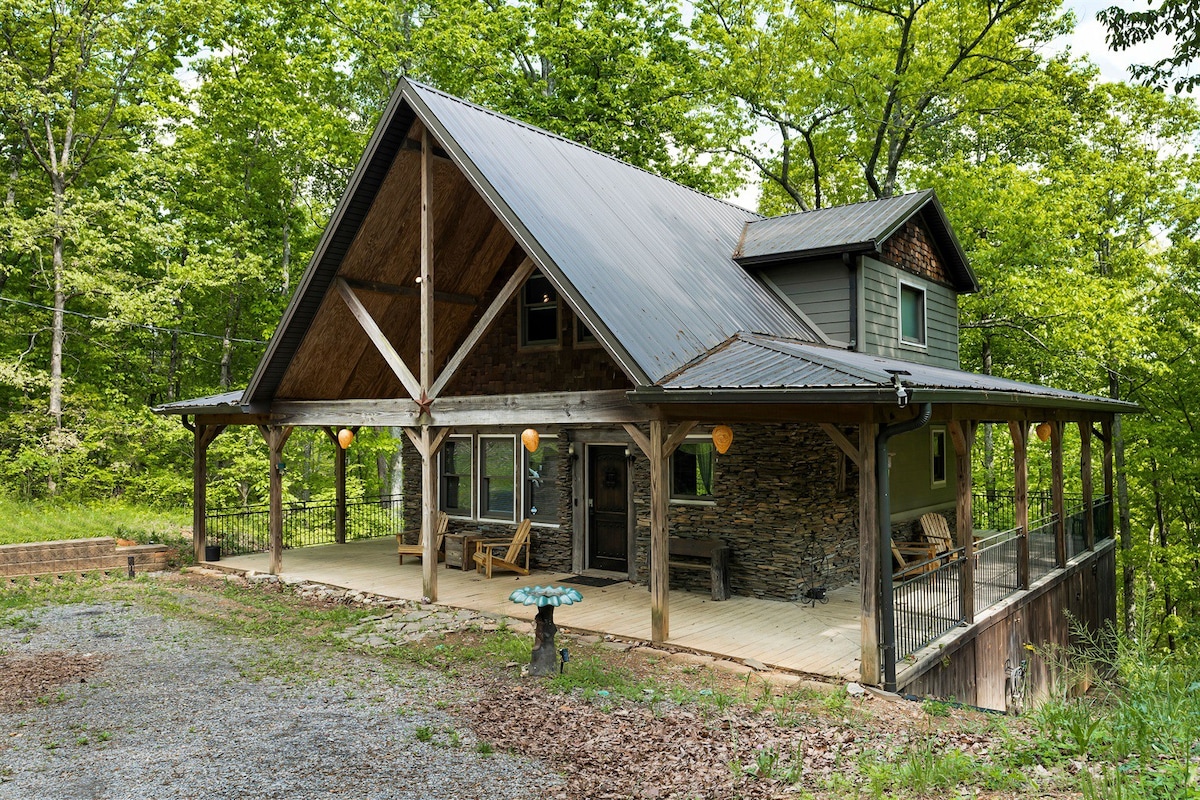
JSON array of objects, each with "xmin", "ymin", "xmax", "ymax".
[{"xmin": 668, "ymin": 537, "xmax": 731, "ymax": 601}]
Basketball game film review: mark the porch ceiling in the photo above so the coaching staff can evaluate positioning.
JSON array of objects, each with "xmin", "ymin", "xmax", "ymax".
[{"xmin": 275, "ymin": 120, "xmax": 521, "ymax": 402}]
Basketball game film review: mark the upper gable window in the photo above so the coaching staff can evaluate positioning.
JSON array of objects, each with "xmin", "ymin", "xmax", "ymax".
[
  {"xmin": 899, "ymin": 281, "xmax": 926, "ymax": 347},
  {"xmin": 520, "ymin": 272, "xmax": 560, "ymax": 347}
]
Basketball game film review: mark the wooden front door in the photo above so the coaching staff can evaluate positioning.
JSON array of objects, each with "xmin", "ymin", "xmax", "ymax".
[{"xmin": 587, "ymin": 445, "xmax": 628, "ymax": 572}]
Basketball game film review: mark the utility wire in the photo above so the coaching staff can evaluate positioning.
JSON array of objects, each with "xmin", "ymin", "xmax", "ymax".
[{"xmin": 0, "ymin": 296, "xmax": 268, "ymax": 345}]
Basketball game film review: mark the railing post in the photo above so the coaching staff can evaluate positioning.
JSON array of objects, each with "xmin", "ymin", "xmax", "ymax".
[
  {"xmin": 950, "ymin": 421, "xmax": 975, "ymax": 624},
  {"xmin": 1080, "ymin": 421, "xmax": 1094, "ymax": 550},
  {"xmin": 1008, "ymin": 421, "xmax": 1030, "ymax": 589}
]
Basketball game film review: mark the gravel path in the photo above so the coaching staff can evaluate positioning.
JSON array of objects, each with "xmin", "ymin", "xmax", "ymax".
[{"xmin": 0, "ymin": 600, "xmax": 556, "ymax": 799}]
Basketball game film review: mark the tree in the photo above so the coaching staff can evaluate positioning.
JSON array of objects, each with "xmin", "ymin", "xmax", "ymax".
[{"xmin": 1099, "ymin": 0, "xmax": 1200, "ymax": 92}]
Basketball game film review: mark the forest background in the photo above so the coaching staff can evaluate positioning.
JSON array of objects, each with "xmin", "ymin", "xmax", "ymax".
[{"xmin": 2, "ymin": 0, "xmax": 1198, "ymax": 647}]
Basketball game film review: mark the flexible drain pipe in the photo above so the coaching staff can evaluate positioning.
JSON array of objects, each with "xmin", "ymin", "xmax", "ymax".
[{"xmin": 877, "ymin": 402, "xmax": 932, "ymax": 692}]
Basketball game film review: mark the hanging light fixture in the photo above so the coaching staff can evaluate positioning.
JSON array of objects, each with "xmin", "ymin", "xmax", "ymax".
[
  {"xmin": 712, "ymin": 425, "xmax": 734, "ymax": 455},
  {"xmin": 1035, "ymin": 422, "xmax": 1052, "ymax": 443},
  {"xmin": 337, "ymin": 428, "xmax": 355, "ymax": 449},
  {"xmin": 521, "ymin": 428, "xmax": 540, "ymax": 453}
]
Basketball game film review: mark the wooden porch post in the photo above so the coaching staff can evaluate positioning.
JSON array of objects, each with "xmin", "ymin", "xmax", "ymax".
[
  {"xmin": 402, "ymin": 426, "xmax": 451, "ymax": 601},
  {"xmin": 259, "ymin": 425, "xmax": 294, "ymax": 575},
  {"xmin": 1080, "ymin": 421, "xmax": 1094, "ymax": 550},
  {"xmin": 1008, "ymin": 421, "xmax": 1030, "ymax": 590},
  {"xmin": 322, "ymin": 427, "xmax": 348, "ymax": 544},
  {"xmin": 949, "ymin": 421, "xmax": 975, "ymax": 624},
  {"xmin": 1102, "ymin": 419, "xmax": 1115, "ymax": 537},
  {"xmin": 649, "ymin": 419, "xmax": 669, "ymax": 642},
  {"xmin": 190, "ymin": 422, "xmax": 225, "ymax": 563},
  {"xmin": 1050, "ymin": 420, "xmax": 1066, "ymax": 567},
  {"xmin": 858, "ymin": 421, "xmax": 880, "ymax": 686}
]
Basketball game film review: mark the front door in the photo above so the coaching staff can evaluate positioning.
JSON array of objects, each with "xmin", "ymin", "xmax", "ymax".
[{"xmin": 587, "ymin": 445, "xmax": 628, "ymax": 572}]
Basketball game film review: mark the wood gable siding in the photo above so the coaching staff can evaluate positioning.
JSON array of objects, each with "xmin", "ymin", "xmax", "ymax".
[
  {"xmin": 861, "ymin": 255, "xmax": 960, "ymax": 368},
  {"xmin": 760, "ymin": 258, "xmax": 852, "ymax": 345}
]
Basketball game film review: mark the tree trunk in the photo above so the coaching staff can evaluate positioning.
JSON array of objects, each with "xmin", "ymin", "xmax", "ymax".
[
  {"xmin": 49, "ymin": 179, "xmax": 66, "ymax": 432},
  {"xmin": 982, "ymin": 337, "xmax": 995, "ymax": 500},
  {"xmin": 1150, "ymin": 457, "xmax": 1175, "ymax": 651}
]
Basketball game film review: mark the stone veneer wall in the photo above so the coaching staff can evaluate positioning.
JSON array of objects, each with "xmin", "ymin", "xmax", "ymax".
[
  {"xmin": 399, "ymin": 432, "xmax": 574, "ymax": 573},
  {"xmin": 632, "ymin": 423, "xmax": 861, "ymax": 601},
  {"xmin": 880, "ymin": 218, "xmax": 952, "ymax": 287}
]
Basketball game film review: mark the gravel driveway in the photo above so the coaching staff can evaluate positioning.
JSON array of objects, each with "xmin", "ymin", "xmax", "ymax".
[{"xmin": 0, "ymin": 600, "xmax": 555, "ymax": 799}]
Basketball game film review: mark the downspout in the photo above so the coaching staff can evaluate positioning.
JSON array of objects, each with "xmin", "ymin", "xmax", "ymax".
[
  {"xmin": 877, "ymin": 399, "xmax": 932, "ymax": 692},
  {"xmin": 845, "ymin": 252, "xmax": 858, "ymax": 351}
]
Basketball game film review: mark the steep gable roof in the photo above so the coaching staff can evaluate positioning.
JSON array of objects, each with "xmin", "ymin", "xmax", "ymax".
[
  {"xmin": 243, "ymin": 79, "xmax": 820, "ymax": 403},
  {"xmin": 733, "ymin": 190, "xmax": 978, "ymax": 293}
]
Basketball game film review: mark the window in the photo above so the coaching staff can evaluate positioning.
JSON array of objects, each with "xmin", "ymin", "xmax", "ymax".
[
  {"xmin": 931, "ymin": 427, "xmax": 947, "ymax": 488},
  {"xmin": 479, "ymin": 437, "xmax": 517, "ymax": 520},
  {"xmin": 439, "ymin": 437, "xmax": 472, "ymax": 515},
  {"xmin": 899, "ymin": 282, "xmax": 926, "ymax": 346},
  {"xmin": 574, "ymin": 316, "xmax": 598, "ymax": 347},
  {"xmin": 525, "ymin": 439, "xmax": 560, "ymax": 520},
  {"xmin": 671, "ymin": 440, "xmax": 715, "ymax": 500},
  {"xmin": 520, "ymin": 272, "xmax": 559, "ymax": 347}
]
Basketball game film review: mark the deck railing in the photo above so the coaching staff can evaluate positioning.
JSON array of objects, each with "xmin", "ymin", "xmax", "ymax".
[
  {"xmin": 894, "ymin": 493, "xmax": 1113, "ymax": 661},
  {"xmin": 971, "ymin": 490, "xmax": 1063, "ymax": 532},
  {"xmin": 206, "ymin": 495, "xmax": 402, "ymax": 556}
]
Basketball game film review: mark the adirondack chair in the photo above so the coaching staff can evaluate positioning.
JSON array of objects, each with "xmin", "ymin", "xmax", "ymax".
[
  {"xmin": 891, "ymin": 538, "xmax": 939, "ymax": 579},
  {"xmin": 472, "ymin": 519, "xmax": 532, "ymax": 578},
  {"xmin": 919, "ymin": 512, "xmax": 960, "ymax": 562},
  {"xmin": 397, "ymin": 510, "xmax": 448, "ymax": 565}
]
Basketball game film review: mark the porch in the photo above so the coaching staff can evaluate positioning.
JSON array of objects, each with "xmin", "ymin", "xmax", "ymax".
[{"xmin": 211, "ymin": 535, "xmax": 863, "ymax": 679}]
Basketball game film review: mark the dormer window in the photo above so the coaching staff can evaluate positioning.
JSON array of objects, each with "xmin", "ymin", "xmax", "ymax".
[
  {"xmin": 899, "ymin": 281, "xmax": 926, "ymax": 347},
  {"xmin": 520, "ymin": 272, "xmax": 560, "ymax": 347}
]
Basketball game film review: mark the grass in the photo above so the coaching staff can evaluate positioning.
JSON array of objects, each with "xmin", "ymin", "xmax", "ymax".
[{"xmin": 0, "ymin": 497, "xmax": 188, "ymax": 546}]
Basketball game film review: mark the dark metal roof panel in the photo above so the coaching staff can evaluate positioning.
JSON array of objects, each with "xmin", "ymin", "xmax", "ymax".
[
  {"xmin": 661, "ymin": 334, "xmax": 1131, "ymax": 410},
  {"xmin": 737, "ymin": 192, "xmax": 932, "ymax": 261},
  {"xmin": 152, "ymin": 390, "xmax": 244, "ymax": 416},
  {"xmin": 409, "ymin": 83, "xmax": 819, "ymax": 384}
]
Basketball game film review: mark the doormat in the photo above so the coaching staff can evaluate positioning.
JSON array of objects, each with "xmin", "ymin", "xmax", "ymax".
[{"xmin": 560, "ymin": 575, "xmax": 623, "ymax": 588}]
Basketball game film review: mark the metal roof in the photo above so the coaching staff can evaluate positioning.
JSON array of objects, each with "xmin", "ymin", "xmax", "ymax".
[
  {"xmin": 406, "ymin": 81, "xmax": 820, "ymax": 385},
  {"xmin": 152, "ymin": 390, "xmax": 244, "ymax": 416},
  {"xmin": 652, "ymin": 334, "xmax": 1135, "ymax": 412},
  {"xmin": 735, "ymin": 191, "xmax": 978, "ymax": 292}
]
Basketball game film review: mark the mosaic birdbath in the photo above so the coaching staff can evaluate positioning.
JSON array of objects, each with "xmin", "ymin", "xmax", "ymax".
[{"xmin": 509, "ymin": 585, "xmax": 583, "ymax": 677}]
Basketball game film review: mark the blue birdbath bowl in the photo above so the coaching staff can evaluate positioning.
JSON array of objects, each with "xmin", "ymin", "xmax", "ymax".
[{"xmin": 509, "ymin": 586, "xmax": 583, "ymax": 677}]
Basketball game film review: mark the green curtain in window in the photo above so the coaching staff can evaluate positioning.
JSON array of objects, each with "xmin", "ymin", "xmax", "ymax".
[{"xmin": 696, "ymin": 445, "xmax": 713, "ymax": 495}]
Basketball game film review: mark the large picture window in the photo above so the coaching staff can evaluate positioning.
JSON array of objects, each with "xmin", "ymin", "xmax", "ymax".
[
  {"xmin": 480, "ymin": 437, "xmax": 517, "ymax": 520},
  {"xmin": 439, "ymin": 437, "xmax": 472, "ymax": 515},
  {"xmin": 520, "ymin": 272, "xmax": 559, "ymax": 347},
  {"xmin": 899, "ymin": 281, "xmax": 926, "ymax": 346},
  {"xmin": 671, "ymin": 440, "xmax": 715, "ymax": 500},
  {"xmin": 525, "ymin": 439, "xmax": 560, "ymax": 521}
]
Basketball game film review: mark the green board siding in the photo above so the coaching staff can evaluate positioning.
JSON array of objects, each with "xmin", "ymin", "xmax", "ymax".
[
  {"xmin": 889, "ymin": 425, "xmax": 956, "ymax": 516},
  {"xmin": 861, "ymin": 256, "xmax": 959, "ymax": 368},
  {"xmin": 761, "ymin": 260, "xmax": 852, "ymax": 345}
]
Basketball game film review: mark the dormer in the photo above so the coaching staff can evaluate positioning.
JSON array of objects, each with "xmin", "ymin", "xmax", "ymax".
[{"xmin": 734, "ymin": 190, "xmax": 978, "ymax": 369}]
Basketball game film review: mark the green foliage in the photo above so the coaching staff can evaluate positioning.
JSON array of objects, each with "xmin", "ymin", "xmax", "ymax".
[
  {"xmin": 859, "ymin": 741, "xmax": 1022, "ymax": 797},
  {"xmin": 0, "ymin": 497, "xmax": 187, "ymax": 546}
]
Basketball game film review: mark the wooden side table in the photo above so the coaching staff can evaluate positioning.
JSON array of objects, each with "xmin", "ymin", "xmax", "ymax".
[{"xmin": 444, "ymin": 533, "xmax": 482, "ymax": 570}]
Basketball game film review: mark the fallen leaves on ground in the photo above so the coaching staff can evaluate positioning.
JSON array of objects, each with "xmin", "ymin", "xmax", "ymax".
[{"xmin": 0, "ymin": 651, "xmax": 104, "ymax": 710}]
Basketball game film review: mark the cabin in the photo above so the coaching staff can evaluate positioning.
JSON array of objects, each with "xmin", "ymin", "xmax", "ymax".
[{"xmin": 155, "ymin": 79, "xmax": 1132, "ymax": 710}]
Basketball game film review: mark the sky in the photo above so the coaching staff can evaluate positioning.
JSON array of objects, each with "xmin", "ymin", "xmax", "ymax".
[{"xmin": 1062, "ymin": 0, "xmax": 1169, "ymax": 85}]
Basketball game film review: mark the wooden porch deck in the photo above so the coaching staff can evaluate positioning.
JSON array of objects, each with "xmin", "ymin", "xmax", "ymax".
[{"xmin": 214, "ymin": 537, "xmax": 862, "ymax": 680}]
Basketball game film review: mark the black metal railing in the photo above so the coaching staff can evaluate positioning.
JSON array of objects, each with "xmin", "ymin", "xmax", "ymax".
[
  {"xmin": 1028, "ymin": 514, "xmax": 1058, "ymax": 583},
  {"xmin": 972, "ymin": 490, "xmax": 1068, "ymax": 532},
  {"xmin": 893, "ymin": 548, "xmax": 967, "ymax": 660},
  {"xmin": 1094, "ymin": 496, "xmax": 1113, "ymax": 540},
  {"xmin": 1065, "ymin": 499, "xmax": 1088, "ymax": 560},
  {"xmin": 207, "ymin": 495, "xmax": 403, "ymax": 557},
  {"xmin": 974, "ymin": 527, "xmax": 1021, "ymax": 615}
]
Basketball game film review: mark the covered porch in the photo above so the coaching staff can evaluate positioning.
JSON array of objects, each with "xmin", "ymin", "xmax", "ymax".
[{"xmin": 211, "ymin": 535, "xmax": 863, "ymax": 678}]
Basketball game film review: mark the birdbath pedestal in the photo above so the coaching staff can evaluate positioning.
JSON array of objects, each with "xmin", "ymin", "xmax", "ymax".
[{"xmin": 509, "ymin": 586, "xmax": 583, "ymax": 677}]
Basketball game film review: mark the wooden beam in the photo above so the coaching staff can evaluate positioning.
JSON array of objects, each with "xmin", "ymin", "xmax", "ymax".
[
  {"xmin": 649, "ymin": 419, "xmax": 669, "ymax": 643},
  {"xmin": 429, "ymin": 257, "xmax": 535, "ymax": 399},
  {"xmin": 949, "ymin": 420, "xmax": 975, "ymax": 623},
  {"xmin": 192, "ymin": 423, "xmax": 226, "ymax": 563},
  {"xmin": 400, "ymin": 137, "xmax": 452, "ymax": 160},
  {"xmin": 622, "ymin": 423, "xmax": 652, "ymax": 459},
  {"xmin": 420, "ymin": 127, "xmax": 434, "ymax": 393},
  {"xmin": 421, "ymin": 426, "xmax": 438, "ymax": 602},
  {"xmin": 1008, "ymin": 421, "xmax": 1030, "ymax": 590},
  {"xmin": 661, "ymin": 420, "xmax": 698, "ymax": 458},
  {"xmin": 335, "ymin": 277, "xmax": 422, "ymax": 403},
  {"xmin": 258, "ymin": 425, "xmax": 294, "ymax": 575},
  {"xmin": 342, "ymin": 277, "xmax": 476, "ymax": 306},
  {"xmin": 272, "ymin": 391, "xmax": 650, "ymax": 427},
  {"xmin": 1080, "ymin": 421, "xmax": 1094, "ymax": 550},
  {"xmin": 1050, "ymin": 420, "xmax": 1066, "ymax": 567},
  {"xmin": 323, "ymin": 427, "xmax": 348, "ymax": 544},
  {"xmin": 1102, "ymin": 417, "xmax": 1114, "ymax": 520},
  {"xmin": 858, "ymin": 421, "xmax": 880, "ymax": 686},
  {"xmin": 820, "ymin": 423, "xmax": 861, "ymax": 469}
]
